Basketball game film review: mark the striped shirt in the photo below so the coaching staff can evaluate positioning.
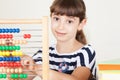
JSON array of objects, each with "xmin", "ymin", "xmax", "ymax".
[{"xmin": 32, "ymin": 44, "xmax": 97, "ymax": 79}]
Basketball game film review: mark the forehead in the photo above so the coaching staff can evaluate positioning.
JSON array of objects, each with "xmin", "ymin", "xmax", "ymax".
[{"xmin": 52, "ymin": 13, "xmax": 79, "ymax": 20}]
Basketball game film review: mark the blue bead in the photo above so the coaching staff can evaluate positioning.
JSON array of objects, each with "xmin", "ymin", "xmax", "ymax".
[
  {"xmin": 0, "ymin": 29, "xmax": 2, "ymax": 33},
  {"xmin": 0, "ymin": 57, "xmax": 3, "ymax": 61},
  {"xmin": 13, "ymin": 57, "xmax": 17, "ymax": 61},
  {"xmin": 16, "ymin": 28, "xmax": 20, "ymax": 33},
  {"xmin": 6, "ymin": 28, "xmax": 9, "ymax": 33},
  {"xmin": 13, "ymin": 28, "xmax": 16, "ymax": 33},
  {"xmin": 9, "ymin": 28, "xmax": 13, "ymax": 33},
  {"xmin": 3, "ymin": 57, "xmax": 6, "ymax": 61},
  {"xmin": 2, "ymin": 28, "xmax": 5, "ymax": 33},
  {"xmin": 16, "ymin": 57, "xmax": 21, "ymax": 61},
  {"xmin": 9, "ymin": 57, "xmax": 13, "ymax": 61},
  {"xmin": 6, "ymin": 57, "xmax": 9, "ymax": 61}
]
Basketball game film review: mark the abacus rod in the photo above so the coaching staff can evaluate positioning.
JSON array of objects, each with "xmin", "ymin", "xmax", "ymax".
[{"xmin": 0, "ymin": 19, "xmax": 42, "ymax": 24}]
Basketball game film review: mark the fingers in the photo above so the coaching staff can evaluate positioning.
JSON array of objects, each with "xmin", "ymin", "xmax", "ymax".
[{"xmin": 21, "ymin": 55, "xmax": 35, "ymax": 70}]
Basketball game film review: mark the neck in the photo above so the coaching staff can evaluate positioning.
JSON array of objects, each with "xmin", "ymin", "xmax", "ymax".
[{"xmin": 56, "ymin": 40, "xmax": 83, "ymax": 54}]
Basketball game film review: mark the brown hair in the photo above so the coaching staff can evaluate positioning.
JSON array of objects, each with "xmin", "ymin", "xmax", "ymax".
[{"xmin": 50, "ymin": 0, "xmax": 87, "ymax": 44}]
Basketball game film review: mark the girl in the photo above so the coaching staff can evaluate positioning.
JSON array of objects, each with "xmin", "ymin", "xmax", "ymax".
[{"xmin": 22, "ymin": 0, "xmax": 97, "ymax": 80}]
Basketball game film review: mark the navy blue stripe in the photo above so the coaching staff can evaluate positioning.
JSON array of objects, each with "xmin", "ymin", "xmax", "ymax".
[
  {"xmin": 82, "ymin": 47, "xmax": 95, "ymax": 63},
  {"xmin": 51, "ymin": 69, "xmax": 73, "ymax": 74},
  {"xmin": 79, "ymin": 53, "xmax": 85, "ymax": 66},
  {"xmin": 50, "ymin": 52, "xmax": 84, "ymax": 59},
  {"xmin": 91, "ymin": 61, "xmax": 95, "ymax": 72},
  {"xmin": 50, "ymin": 61, "xmax": 77, "ymax": 66}
]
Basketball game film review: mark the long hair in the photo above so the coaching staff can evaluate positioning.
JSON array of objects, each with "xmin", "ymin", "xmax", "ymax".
[{"xmin": 50, "ymin": 0, "xmax": 87, "ymax": 44}]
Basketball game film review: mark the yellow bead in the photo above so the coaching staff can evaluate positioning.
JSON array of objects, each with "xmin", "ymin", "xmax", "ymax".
[
  {"xmin": 5, "ymin": 51, "xmax": 10, "ymax": 56},
  {"xmin": 12, "ymin": 51, "xmax": 16, "ymax": 56},
  {"xmin": 0, "ymin": 51, "xmax": 2, "ymax": 56},
  {"xmin": 19, "ymin": 51, "xmax": 23, "ymax": 56},
  {"xmin": 2, "ymin": 52, "xmax": 6, "ymax": 56}
]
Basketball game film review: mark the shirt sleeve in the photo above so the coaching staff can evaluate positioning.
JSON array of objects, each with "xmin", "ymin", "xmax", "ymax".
[
  {"xmin": 77, "ymin": 45, "xmax": 97, "ymax": 76},
  {"xmin": 32, "ymin": 50, "xmax": 43, "ymax": 64}
]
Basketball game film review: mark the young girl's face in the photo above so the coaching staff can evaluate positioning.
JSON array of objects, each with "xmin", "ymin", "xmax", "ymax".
[{"xmin": 51, "ymin": 13, "xmax": 82, "ymax": 42}]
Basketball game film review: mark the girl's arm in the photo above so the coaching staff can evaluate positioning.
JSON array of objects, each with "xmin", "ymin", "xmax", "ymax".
[
  {"xmin": 36, "ymin": 66, "xmax": 90, "ymax": 80},
  {"xmin": 49, "ymin": 67, "xmax": 90, "ymax": 80}
]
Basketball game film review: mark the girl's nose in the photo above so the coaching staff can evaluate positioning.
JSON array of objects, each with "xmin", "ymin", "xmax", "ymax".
[{"xmin": 58, "ymin": 21, "xmax": 64, "ymax": 30}]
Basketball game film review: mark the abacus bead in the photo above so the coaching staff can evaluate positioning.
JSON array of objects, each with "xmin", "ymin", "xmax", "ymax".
[
  {"xmin": 10, "ymin": 68, "xmax": 14, "ymax": 73},
  {"xmin": 15, "ymin": 68, "xmax": 18, "ymax": 73},
  {"xmin": 13, "ymin": 46, "xmax": 16, "ymax": 50},
  {"xmin": 16, "ymin": 46, "xmax": 20, "ymax": 50},
  {"xmin": 1, "ymin": 40, "xmax": 5, "ymax": 45},
  {"xmin": 6, "ymin": 28, "xmax": 9, "ymax": 33},
  {"xmin": 2, "ymin": 68, "xmax": 6, "ymax": 73},
  {"xmin": 18, "ymin": 68, "xmax": 22, "ymax": 73},
  {"xmin": 0, "ymin": 63, "xmax": 3, "ymax": 66},
  {"xmin": 9, "ymin": 57, "xmax": 13, "ymax": 61},
  {"xmin": 6, "ymin": 51, "xmax": 10, "ymax": 56},
  {"xmin": 9, "ymin": 46, "xmax": 12, "ymax": 50},
  {"xmin": 0, "ymin": 68, "xmax": 2, "ymax": 73},
  {"xmin": 0, "ymin": 74, "xmax": 3, "ymax": 78},
  {"xmin": 3, "ymin": 57, "xmax": 6, "ymax": 61},
  {"xmin": 16, "ymin": 57, "xmax": 21, "ymax": 61},
  {"xmin": 14, "ymin": 74, "xmax": 18, "ymax": 78},
  {"xmin": 12, "ymin": 51, "xmax": 16, "ymax": 56},
  {"xmin": 7, "ymin": 68, "xmax": 10, "ymax": 73},
  {"xmin": 0, "ymin": 51, "xmax": 2, "ymax": 56},
  {"xmin": 3, "ymin": 74, "xmax": 7, "ymax": 78},
  {"xmin": 0, "ymin": 57, "xmax": 3, "ymax": 61},
  {"xmin": 2, "ymin": 28, "xmax": 5, "ymax": 33},
  {"xmin": 23, "ymin": 74, "xmax": 28, "ymax": 78},
  {"xmin": 13, "ymin": 57, "xmax": 17, "ymax": 61},
  {"xmin": 9, "ymin": 28, "xmax": 13, "ymax": 33},
  {"xmin": 18, "ymin": 51, "xmax": 22, "ymax": 56},
  {"xmin": 16, "ymin": 28, "xmax": 20, "ymax": 33},
  {"xmin": 19, "ymin": 74, "xmax": 24, "ymax": 78},
  {"xmin": 9, "ymin": 62, "xmax": 14, "ymax": 67},
  {"xmin": 6, "ymin": 57, "xmax": 10, "ymax": 61}
]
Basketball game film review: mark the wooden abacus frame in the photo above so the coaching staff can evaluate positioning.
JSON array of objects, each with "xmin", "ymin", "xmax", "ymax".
[{"xmin": 0, "ymin": 17, "xmax": 49, "ymax": 80}]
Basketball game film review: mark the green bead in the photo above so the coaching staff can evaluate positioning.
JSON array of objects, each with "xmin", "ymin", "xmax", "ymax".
[
  {"xmin": 9, "ymin": 46, "xmax": 12, "ymax": 50},
  {"xmin": 12, "ymin": 46, "xmax": 16, "ymax": 50},
  {"xmin": 0, "ymin": 46, "xmax": 2, "ymax": 50},
  {"xmin": 0, "ymin": 74, "xmax": 3, "ymax": 78},
  {"xmin": 16, "ymin": 46, "xmax": 20, "ymax": 50},
  {"xmin": 14, "ymin": 74, "xmax": 18, "ymax": 78},
  {"xmin": 19, "ymin": 74, "xmax": 24, "ymax": 78},
  {"xmin": 5, "ymin": 46, "xmax": 9, "ymax": 50},
  {"xmin": 3, "ymin": 74, "xmax": 7, "ymax": 78},
  {"xmin": 10, "ymin": 74, "xmax": 14, "ymax": 78},
  {"xmin": 23, "ymin": 74, "xmax": 28, "ymax": 78}
]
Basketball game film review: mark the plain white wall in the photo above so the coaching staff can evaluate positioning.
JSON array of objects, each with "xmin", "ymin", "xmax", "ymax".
[{"xmin": 0, "ymin": 0, "xmax": 120, "ymax": 62}]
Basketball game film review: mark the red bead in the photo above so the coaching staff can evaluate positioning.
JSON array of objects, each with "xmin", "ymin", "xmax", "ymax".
[
  {"xmin": 3, "ymin": 34, "xmax": 6, "ymax": 39},
  {"xmin": 9, "ymin": 34, "xmax": 13, "ymax": 38},
  {"xmin": 23, "ymin": 34, "xmax": 27, "ymax": 39},
  {"xmin": 0, "ymin": 63, "xmax": 3, "ymax": 67},
  {"xmin": 3, "ymin": 62, "xmax": 7, "ymax": 67},
  {"xmin": 27, "ymin": 34, "xmax": 31, "ymax": 38},
  {"xmin": 9, "ymin": 62, "xmax": 14, "ymax": 67}
]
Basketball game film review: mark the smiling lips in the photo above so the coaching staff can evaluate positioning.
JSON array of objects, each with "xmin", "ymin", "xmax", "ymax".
[{"xmin": 55, "ymin": 31, "xmax": 66, "ymax": 36}]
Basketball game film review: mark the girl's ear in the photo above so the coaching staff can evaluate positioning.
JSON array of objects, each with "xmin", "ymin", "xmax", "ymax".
[{"xmin": 78, "ymin": 19, "xmax": 87, "ymax": 31}]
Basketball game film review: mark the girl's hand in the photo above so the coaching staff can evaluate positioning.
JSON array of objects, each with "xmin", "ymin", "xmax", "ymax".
[{"xmin": 21, "ymin": 55, "xmax": 35, "ymax": 71}]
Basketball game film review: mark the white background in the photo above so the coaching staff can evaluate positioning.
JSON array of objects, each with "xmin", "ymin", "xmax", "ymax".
[{"xmin": 0, "ymin": 0, "xmax": 120, "ymax": 63}]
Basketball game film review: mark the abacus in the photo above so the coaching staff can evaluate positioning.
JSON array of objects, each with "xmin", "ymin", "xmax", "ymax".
[{"xmin": 0, "ymin": 17, "xmax": 49, "ymax": 80}]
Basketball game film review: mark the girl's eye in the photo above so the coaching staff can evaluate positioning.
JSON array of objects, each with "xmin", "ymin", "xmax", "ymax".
[
  {"xmin": 67, "ymin": 20, "xmax": 73, "ymax": 24},
  {"xmin": 53, "ymin": 17, "xmax": 59, "ymax": 21}
]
